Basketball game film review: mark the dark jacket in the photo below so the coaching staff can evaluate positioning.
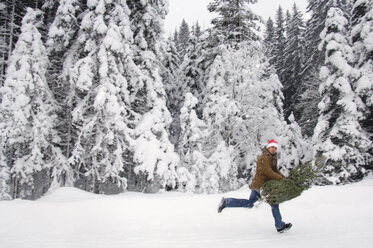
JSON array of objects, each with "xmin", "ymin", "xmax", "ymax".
[{"xmin": 250, "ymin": 147, "xmax": 285, "ymax": 190}]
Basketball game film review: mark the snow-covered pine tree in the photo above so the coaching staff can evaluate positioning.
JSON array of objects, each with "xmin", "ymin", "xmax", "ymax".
[
  {"xmin": 202, "ymin": 47, "xmax": 239, "ymax": 146},
  {"xmin": 161, "ymin": 37, "xmax": 182, "ymax": 146},
  {"xmin": 351, "ymin": 0, "xmax": 373, "ymax": 167},
  {"xmin": 0, "ymin": 0, "xmax": 21, "ymax": 85},
  {"xmin": 202, "ymin": 141, "xmax": 237, "ymax": 193},
  {"xmin": 45, "ymin": 0, "xmax": 83, "ymax": 189},
  {"xmin": 127, "ymin": 0, "xmax": 179, "ymax": 192},
  {"xmin": 297, "ymin": 0, "xmax": 351, "ymax": 136},
  {"xmin": 47, "ymin": 0, "xmax": 81, "ymax": 53},
  {"xmin": 282, "ymin": 4, "xmax": 305, "ymax": 118},
  {"xmin": 172, "ymin": 28, "xmax": 178, "ymax": 48},
  {"xmin": 273, "ymin": 6, "xmax": 286, "ymax": 82},
  {"xmin": 177, "ymin": 19, "xmax": 190, "ymax": 57},
  {"xmin": 192, "ymin": 21, "xmax": 202, "ymax": 38},
  {"xmin": 295, "ymin": 0, "xmax": 331, "ymax": 136},
  {"xmin": 263, "ymin": 17, "xmax": 276, "ymax": 65},
  {"xmin": 177, "ymin": 0, "xmax": 266, "ymax": 192},
  {"xmin": 280, "ymin": 113, "xmax": 312, "ymax": 168},
  {"xmin": 0, "ymin": 8, "xmax": 59, "ymax": 199},
  {"xmin": 285, "ymin": 9, "xmax": 292, "ymax": 36},
  {"xmin": 177, "ymin": 92, "xmax": 208, "ymax": 192},
  {"xmin": 295, "ymin": 70, "xmax": 323, "ymax": 137},
  {"xmin": 196, "ymin": 1, "xmax": 310, "ymax": 189},
  {"xmin": 41, "ymin": 0, "xmax": 60, "ymax": 26},
  {"xmin": 302, "ymin": 0, "xmax": 332, "ymax": 77},
  {"xmin": 302, "ymin": 0, "xmax": 352, "ymax": 78},
  {"xmin": 178, "ymin": 33, "xmax": 210, "ymax": 114},
  {"xmin": 161, "ymin": 37, "xmax": 181, "ymax": 100},
  {"xmin": 161, "ymin": 37, "xmax": 182, "ymax": 107},
  {"xmin": 174, "ymin": 28, "xmax": 238, "ymax": 193},
  {"xmin": 67, "ymin": 0, "xmax": 136, "ymax": 194},
  {"xmin": 207, "ymin": 0, "xmax": 261, "ymax": 44},
  {"xmin": 201, "ymin": 47, "xmax": 239, "ymax": 192},
  {"xmin": 0, "ymin": 0, "xmax": 46, "ymax": 85},
  {"xmin": 313, "ymin": 7, "xmax": 372, "ymax": 184},
  {"xmin": 206, "ymin": 42, "xmax": 310, "ymax": 181},
  {"xmin": 280, "ymin": 9, "xmax": 292, "ymax": 94},
  {"xmin": 178, "ymin": 92, "xmax": 238, "ymax": 194}
]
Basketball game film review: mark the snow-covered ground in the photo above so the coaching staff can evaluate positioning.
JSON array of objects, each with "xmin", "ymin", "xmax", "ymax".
[{"xmin": 1, "ymin": 179, "xmax": 373, "ymax": 248}]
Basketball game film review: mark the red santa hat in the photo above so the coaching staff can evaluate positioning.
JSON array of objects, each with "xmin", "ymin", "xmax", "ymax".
[{"xmin": 266, "ymin": 139, "xmax": 278, "ymax": 148}]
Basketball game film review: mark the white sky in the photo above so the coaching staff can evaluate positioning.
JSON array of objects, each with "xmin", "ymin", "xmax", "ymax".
[{"xmin": 164, "ymin": 0, "xmax": 308, "ymax": 34}]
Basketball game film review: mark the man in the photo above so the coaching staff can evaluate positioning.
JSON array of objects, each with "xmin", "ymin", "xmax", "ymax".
[{"xmin": 217, "ymin": 139, "xmax": 292, "ymax": 233}]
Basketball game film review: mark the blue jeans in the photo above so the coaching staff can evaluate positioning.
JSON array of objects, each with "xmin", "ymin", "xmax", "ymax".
[{"xmin": 225, "ymin": 189, "xmax": 285, "ymax": 229}]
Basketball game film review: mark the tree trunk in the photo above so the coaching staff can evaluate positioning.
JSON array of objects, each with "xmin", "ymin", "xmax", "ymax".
[{"xmin": 7, "ymin": 0, "xmax": 16, "ymax": 64}]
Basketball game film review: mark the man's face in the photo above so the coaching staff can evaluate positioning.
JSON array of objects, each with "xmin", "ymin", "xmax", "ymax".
[{"xmin": 268, "ymin": 146, "xmax": 277, "ymax": 154}]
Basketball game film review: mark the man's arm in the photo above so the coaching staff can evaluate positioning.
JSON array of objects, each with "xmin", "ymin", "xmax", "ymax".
[{"xmin": 276, "ymin": 169, "xmax": 285, "ymax": 178}]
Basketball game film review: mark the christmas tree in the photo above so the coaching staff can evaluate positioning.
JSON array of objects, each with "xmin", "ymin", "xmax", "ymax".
[{"xmin": 261, "ymin": 157, "xmax": 325, "ymax": 205}]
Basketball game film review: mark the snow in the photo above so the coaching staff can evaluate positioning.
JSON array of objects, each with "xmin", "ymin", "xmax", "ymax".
[{"xmin": 1, "ymin": 179, "xmax": 373, "ymax": 248}]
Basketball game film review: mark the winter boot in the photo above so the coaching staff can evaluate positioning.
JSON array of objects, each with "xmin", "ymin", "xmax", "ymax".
[
  {"xmin": 217, "ymin": 197, "xmax": 226, "ymax": 213},
  {"xmin": 277, "ymin": 223, "xmax": 292, "ymax": 233}
]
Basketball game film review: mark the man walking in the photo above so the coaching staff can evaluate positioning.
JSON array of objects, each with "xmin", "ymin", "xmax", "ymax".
[{"xmin": 217, "ymin": 139, "xmax": 292, "ymax": 233}]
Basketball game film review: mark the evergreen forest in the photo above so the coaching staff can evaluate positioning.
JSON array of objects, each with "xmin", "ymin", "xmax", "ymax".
[{"xmin": 0, "ymin": 0, "xmax": 372, "ymax": 200}]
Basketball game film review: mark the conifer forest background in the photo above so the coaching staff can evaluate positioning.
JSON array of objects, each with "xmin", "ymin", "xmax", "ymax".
[{"xmin": 0, "ymin": 0, "xmax": 372, "ymax": 200}]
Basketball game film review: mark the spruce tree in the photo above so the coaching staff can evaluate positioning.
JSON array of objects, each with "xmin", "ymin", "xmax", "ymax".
[
  {"xmin": 161, "ymin": 37, "xmax": 182, "ymax": 146},
  {"xmin": 302, "ymin": 0, "xmax": 331, "ymax": 77},
  {"xmin": 263, "ymin": 17, "xmax": 276, "ymax": 65},
  {"xmin": 302, "ymin": 1, "xmax": 352, "ymax": 74},
  {"xmin": 41, "ymin": 0, "xmax": 60, "ymax": 25},
  {"xmin": 172, "ymin": 29, "xmax": 178, "ymax": 47},
  {"xmin": 313, "ymin": 7, "xmax": 371, "ymax": 184},
  {"xmin": 67, "ymin": 0, "xmax": 135, "ymax": 194},
  {"xmin": 289, "ymin": 3, "xmax": 305, "ymax": 91},
  {"xmin": 177, "ymin": 92, "xmax": 208, "ymax": 192},
  {"xmin": 261, "ymin": 157, "xmax": 323, "ymax": 205},
  {"xmin": 0, "ymin": 0, "xmax": 24, "ymax": 85},
  {"xmin": 282, "ymin": 4, "xmax": 305, "ymax": 118},
  {"xmin": 161, "ymin": 38, "xmax": 182, "ymax": 112},
  {"xmin": 297, "ymin": 0, "xmax": 351, "ymax": 136},
  {"xmin": 0, "ymin": 0, "xmax": 47, "ymax": 85},
  {"xmin": 179, "ymin": 34, "xmax": 210, "ymax": 112},
  {"xmin": 0, "ymin": 8, "xmax": 59, "ymax": 199},
  {"xmin": 273, "ymin": 6, "xmax": 286, "ymax": 81},
  {"xmin": 351, "ymin": 0, "xmax": 373, "ymax": 168},
  {"xmin": 207, "ymin": 0, "xmax": 261, "ymax": 44},
  {"xmin": 177, "ymin": 91, "xmax": 239, "ymax": 193},
  {"xmin": 178, "ymin": 19, "xmax": 190, "ymax": 57},
  {"xmin": 280, "ymin": 9, "xmax": 292, "ymax": 99},
  {"xmin": 201, "ymin": 42, "xmax": 310, "ymax": 187},
  {"xmin": 45, "ymin": 0, "xmax": 82, "ymax": 188},
  {"xmin": 201, "ymin": 49, "xmax": 239, "ymax": 192},
  {"xmin": 193, "ymin": 21, "xmax": 202, "ymax": 38},
  {"xmin": 285, "ymin": 9, "xmax": 292, "ymax": 36},
  {"xmin": 46, "ymin": 0, "xmax": 81, "ymax": 53},
  {"xmin": 127, "ymin": 0, "xmax": 179, "ymax": 192},
  {"xmin": 296, "ymin": 0, "xmax": 331, "ymax": 136},
  {"xmin": 295, "ymin": 70, "xmax": 323, "ymax": 137}
]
